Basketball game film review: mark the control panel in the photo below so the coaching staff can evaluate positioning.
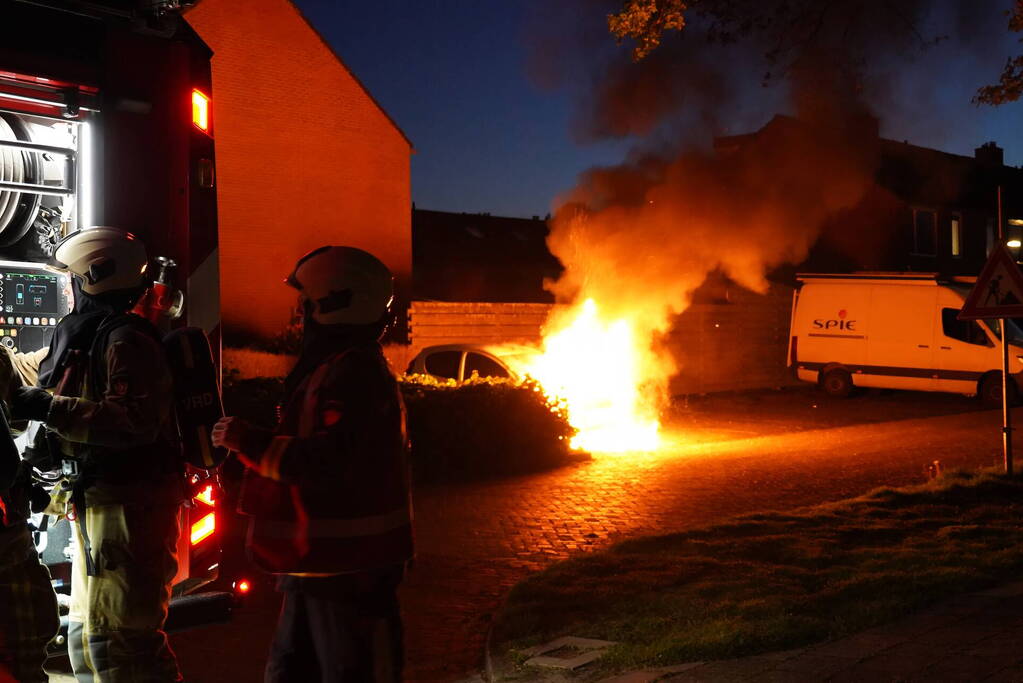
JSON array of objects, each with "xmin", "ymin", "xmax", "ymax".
[{"xmin": 0, "ymin": 261, "xmax": 72, "ymax": 353}]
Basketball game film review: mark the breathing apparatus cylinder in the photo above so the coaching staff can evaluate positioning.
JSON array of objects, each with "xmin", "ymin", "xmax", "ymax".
[{"xmin": 133, "ymin": 256, "xmax": 184, "ymax": 325}]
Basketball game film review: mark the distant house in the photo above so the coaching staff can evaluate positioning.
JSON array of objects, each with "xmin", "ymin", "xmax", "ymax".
[
  {"xmin": 186, "ymin": 0, "xmax": 412, "ymax": 340},
  {"xmin": 716, "ymin": 114, "xmax": 1023, "ymax": 278},
  {"xmin": 412, "ymin": 208, "xmax": 562, "ymax": 302}
]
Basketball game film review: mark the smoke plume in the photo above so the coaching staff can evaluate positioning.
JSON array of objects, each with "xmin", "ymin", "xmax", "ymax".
[{"xmin": 526, "ymin": 0, "xmax": 1013, "ymax": 417}]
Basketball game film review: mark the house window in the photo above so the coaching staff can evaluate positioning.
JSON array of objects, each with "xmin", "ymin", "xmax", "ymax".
[
  {"xmin": 950, "ymin": 214, "xmax": 962, "ymax": 257},
  {"xmin": 913, "ymin": 209, "xmax": 937, "ymax": 256}
]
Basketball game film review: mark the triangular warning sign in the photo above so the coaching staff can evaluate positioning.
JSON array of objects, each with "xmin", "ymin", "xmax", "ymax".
[{"xmin": 959, "ymin": 245, "xmax": 1023, "ymax": 320}]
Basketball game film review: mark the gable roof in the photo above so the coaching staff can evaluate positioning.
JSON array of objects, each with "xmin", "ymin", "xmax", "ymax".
[
  {"xmin": 284, "ymin": 0, "xmax": 413, "ymax": 150},
  {"xmin": 186, "ymin": 0, "xmax": 413, "ymax": 150},
  {"xmin": 715, "ymin": 113, "xmax": 1023, "ymax": 211}
]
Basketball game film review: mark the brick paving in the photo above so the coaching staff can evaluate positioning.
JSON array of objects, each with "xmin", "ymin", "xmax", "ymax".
[
  {"xmin": 399, "ymin": 407, "xmax": 1014, "ymax": 680},
  {"xmin": 53, "ymin": 400, "xmax": 1022, "ymax": 681}
]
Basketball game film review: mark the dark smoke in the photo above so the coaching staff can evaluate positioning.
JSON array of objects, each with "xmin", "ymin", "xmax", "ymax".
[
  {"xmin": 522, "ymin": 0, "xmax": 1013, "ymax": 406},
  {"xmin": 526, "ymin": 0, "xmax": 1015, "ymax": 145}
]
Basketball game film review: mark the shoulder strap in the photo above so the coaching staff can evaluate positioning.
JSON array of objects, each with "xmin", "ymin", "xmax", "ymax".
[{"xmin": 87, "ymin": 313, "xmax": 162, "ymax": 397}]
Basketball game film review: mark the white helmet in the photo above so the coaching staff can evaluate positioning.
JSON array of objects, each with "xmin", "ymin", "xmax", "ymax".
[
  {"xmin": 49, "ymin": 226, "xmax": 149, "ymax": 295},
  {"xmin": 287, "ymin": 246, "xmax": 394, "ymax": 325}
]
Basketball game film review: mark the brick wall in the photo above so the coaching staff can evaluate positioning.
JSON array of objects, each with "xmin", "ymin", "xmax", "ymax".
[
  {"xmin": 408, "ymin": 301, "xmax": 555, "ymax": 358},
  {"xmin": 408, "ymin": 288, "xmax": 797, "ymax": 395},
  {"xmin": 666, "ymin": 283, "xmax": 798, "ymax": 395},
  {"xmin": 186, "ymin": 0, "xmax": 411, "ymax": 338}
]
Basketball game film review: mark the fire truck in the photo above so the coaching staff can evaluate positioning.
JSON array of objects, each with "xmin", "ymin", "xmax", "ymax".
[{"xmin": 0, "ymin": 0, "xmax": 240, "ymax": 652}]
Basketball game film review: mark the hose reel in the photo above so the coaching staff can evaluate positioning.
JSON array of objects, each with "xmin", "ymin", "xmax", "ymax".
[{"xmin": 0, "ymin": 113, "xmax": 42, "ymax": 247}]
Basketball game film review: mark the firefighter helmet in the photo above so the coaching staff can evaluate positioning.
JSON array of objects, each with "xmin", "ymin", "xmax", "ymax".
[
  {"xmin": 286, "ymin": 246, "xmax": 394, "ymax": 325},
  {"xmin": 49, "ymin": 226, "xmax": 149, "ymax": 295}
]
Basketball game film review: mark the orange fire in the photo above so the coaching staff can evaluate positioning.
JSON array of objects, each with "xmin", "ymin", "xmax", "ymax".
[{"xmin": 516, "ymin": 298, "xmax": 663, "ymax": 453}]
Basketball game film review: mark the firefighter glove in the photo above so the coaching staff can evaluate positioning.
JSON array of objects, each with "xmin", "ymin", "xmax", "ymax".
[
  {"xmin": 212, "ymin": 416, "xmax": 272, "ymax": 459},
  {"xmin": 10, "ymin": 386, "xmax": 53, "ymax": 422}
]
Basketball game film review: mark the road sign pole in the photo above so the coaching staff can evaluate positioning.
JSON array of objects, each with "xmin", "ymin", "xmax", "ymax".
[
  {"xmin": 999, "ymin": 186, "xmax": 1013, "ymax": 474},
  {"xmin": 1002, "ymin": 317, "xmax": 1013, "ymax": 474},
  {"xmin": 958, "ymin": 187, "xmax": 1023, "ymax": 475}
]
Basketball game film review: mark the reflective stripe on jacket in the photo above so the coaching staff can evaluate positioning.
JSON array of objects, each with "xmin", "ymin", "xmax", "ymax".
[{"xmin": 240, "ymin": 343, "xmax": 413, "ymax": 574}]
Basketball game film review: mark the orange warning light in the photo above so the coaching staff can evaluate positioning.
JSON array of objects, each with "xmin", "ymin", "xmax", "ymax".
[
  {"xmin": 191, "ymin": 89, "xmax": 211, "ymax": 134},
  {"xmin": 194, "ymin": 484, "xmax": 215, "ymax": 507},
  {"xmin": 190, "ymin": 512, "xmax": 216, "ymax": 545}
]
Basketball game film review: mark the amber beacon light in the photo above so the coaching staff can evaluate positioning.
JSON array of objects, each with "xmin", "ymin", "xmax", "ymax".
[{"xmin": 191, "ymin": 89, "xmax": 211, "ymax": 134}]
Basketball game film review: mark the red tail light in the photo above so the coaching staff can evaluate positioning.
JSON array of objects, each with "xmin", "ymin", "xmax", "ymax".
[
  {"xmin": 190, "ymin": 483, "xmax": 217, "ymax": 545},
  {"xmin": 194, "ymin": 484, "xmax": 215, "ymax": 507},
  {"xmin": 790, "ymin": 336, "xmax": 798, "ymax": 366},
  {"xmin": 190, "ymin": 512, "xmax": 216, "ymax": 545},
  {"xmin": 191, "ymin": 89, "xmax": 211, "ymax": 135},
  {"xmin": 235, "ymin": 579, "xmax": 251, "ymax": 594}
]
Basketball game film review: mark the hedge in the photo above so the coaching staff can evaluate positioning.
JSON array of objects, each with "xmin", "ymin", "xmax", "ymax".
[{"xmin": 221, "ymin": 372, "xmax": 585, "ymax": 483}]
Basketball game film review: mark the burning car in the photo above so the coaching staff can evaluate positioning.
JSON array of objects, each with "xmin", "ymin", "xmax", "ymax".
[{"xmin": 405, "ymin": 344, "xmax": 520, "ymax": 383}]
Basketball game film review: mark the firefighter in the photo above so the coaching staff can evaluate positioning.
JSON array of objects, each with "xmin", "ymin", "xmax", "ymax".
[
  {"xmin": 8, "ymin": 227, "xmax": 183, "ymax": 683},
  {"xmin": 0, "ymin": 411, "xmax": 59, "ymax": 683},
  {"xmin": 212, "ymin": 246, "xmax": 413, "ymax": 683}
]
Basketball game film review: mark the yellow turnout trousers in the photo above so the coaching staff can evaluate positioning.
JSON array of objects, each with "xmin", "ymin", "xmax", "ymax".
[{"xmin": 68, "ymin": 503, "xmax": 181, "ymax": 683}]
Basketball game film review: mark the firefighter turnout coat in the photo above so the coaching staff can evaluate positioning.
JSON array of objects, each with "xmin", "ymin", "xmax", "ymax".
[
  {"xmin": 41, "ymin": 320, "xmax": 182, "ymax": 505},
  {"xmin": 239, "ymin": 342, "xmax": 414, "ymax": 575}
]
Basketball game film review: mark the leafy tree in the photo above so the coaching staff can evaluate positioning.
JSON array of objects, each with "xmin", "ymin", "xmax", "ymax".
[
  {"xmin": 975, "ymin": 0, "xmax": 1023, "ymax": 104},
  {"xmin": 608, "ymin": 0, "xmax": 1023, "ymax": 104}
]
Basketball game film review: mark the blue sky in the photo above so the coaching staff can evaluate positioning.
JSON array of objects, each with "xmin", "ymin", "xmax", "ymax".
[{"xmin": 293, "ymin": 0, "xmax": 1022, "ymax": 219}]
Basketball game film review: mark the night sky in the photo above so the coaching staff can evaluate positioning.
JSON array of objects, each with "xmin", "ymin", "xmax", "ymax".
[{"xmin": 293, "ymin": 0, "xmax": 1022, "ymax": 219}]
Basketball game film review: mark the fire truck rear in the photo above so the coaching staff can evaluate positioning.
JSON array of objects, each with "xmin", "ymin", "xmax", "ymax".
[{"xmin": 0, "ymin": 0, "xmax": 241, "ymax": 651}]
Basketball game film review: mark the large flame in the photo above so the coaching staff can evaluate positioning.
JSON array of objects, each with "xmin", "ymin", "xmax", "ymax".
[{"xmin": 516, "ymin": 298, "xmax": 662, "ymax": 453}]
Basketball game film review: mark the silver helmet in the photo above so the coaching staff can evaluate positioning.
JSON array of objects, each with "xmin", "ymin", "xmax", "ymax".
[
  {"xmin": 49, "ymin": 226, "xmax": 149, "ymax": 295},
  {"xmin": 286, "ymin": 246, "xmax": 393, "ymax": 325}
]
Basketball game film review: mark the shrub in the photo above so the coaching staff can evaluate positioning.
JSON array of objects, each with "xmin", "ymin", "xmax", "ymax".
[
  {"xmin": 222, "ymin": 371, "xmax": 283, "ymax": 427},
  {"xmin": 221, "ymin": 371, "xmax": 584, "ymax": 483},
  {"xmin": 400, "ymin": 374, "xmax": 583, "ymax": 483},
  {"xmin": 223, "ymin": 323, "xmax": 301, "ymax": 356}
]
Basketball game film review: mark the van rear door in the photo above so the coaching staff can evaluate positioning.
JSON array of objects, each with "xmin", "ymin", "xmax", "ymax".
[{"xmin": 865, "ymin": 285, "xmax": 937, "ymax": 391}]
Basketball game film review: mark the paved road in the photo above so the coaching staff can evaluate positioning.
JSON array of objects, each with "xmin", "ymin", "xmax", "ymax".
[{"xmin": 134, "ymin": 393, "xmax": 1021, "ymax": 681}]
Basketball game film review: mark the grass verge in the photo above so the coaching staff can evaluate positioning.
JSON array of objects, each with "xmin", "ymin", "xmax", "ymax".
[{"xmin": 492, "ymin": 469, "xmax": 1023, "ymax": 674}]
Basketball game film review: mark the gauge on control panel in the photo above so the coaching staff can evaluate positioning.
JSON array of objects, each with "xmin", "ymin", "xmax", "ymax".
[{"xmin": 0, "ymin": 260, "xmax": 72, "ymax": 354}]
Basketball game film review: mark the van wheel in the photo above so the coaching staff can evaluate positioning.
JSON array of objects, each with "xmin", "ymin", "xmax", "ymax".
[
  {"xmin": 821, "ymin": 369, "xmax": 854, "ymax": 398},
  {"xmin": 980, "ymin": 374, "xmax": 1017, "ymax": 408}
]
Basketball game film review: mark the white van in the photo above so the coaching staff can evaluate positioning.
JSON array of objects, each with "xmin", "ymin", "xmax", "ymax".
[{"xmin": 789, "ymin": 273, "xmax": 1023, "ymax": 404}]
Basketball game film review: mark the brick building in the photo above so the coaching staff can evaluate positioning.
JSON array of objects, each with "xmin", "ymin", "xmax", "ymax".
[
  {"xmin": 412, "ymin": 208, "xmax": 562, "ymax": 302},
  {"xmin": 715, "ymin": 115, "xmax": 1023, "ymax": 279},
  {"xmin": 186, "ymin": 0, "xmax": 412, "ymax": 339}
]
